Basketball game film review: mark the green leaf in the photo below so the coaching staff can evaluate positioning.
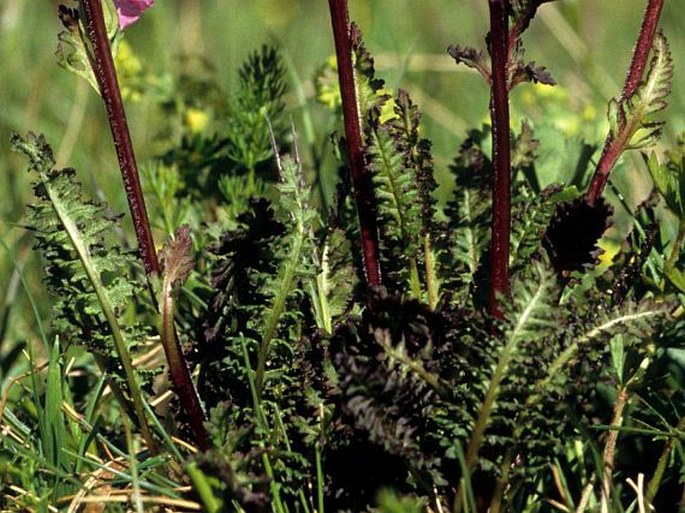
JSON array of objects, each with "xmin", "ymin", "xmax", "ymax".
[
  {"xmin": 12, "ymin": 132, "xmax": 155, "ymax": 448},
  {"xmin": 464, "ymin": 261, "xmax": 558, "ymax": 472},
  {"xmin": 56, "ymin": 0, "xmax": 121, "ymax": 93},
  {"xmin": 309, "ymin": 227, "xmax": 357, "ymax": 334},
  {"xmin": 613, "ymin": 32, "xmax": 673, "ymax": 151},
  {"xmin": 610, "ymin": 334, "xmax": 626, "ymax": 384},
  {"xmin": 532, "ymin": 124, "xmax": 598, "ymax": 190},
  {"xmin": 666, "ymin": 267, "xmax": 685, "ymax": 294},
  {"xmin": 646, "ymin": 151, "xmax": 684, "ymax": 217},
  {"xmin": 255, "ymin": 149, "xmax": 318, "ymax": 392},
  {"xmin": 42, "ymin": 337, "xmax": 71, "ymax": 500}
]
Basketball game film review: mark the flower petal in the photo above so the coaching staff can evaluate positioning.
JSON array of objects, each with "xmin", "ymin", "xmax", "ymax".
[{"xmin": 114, "ymin": 0, "xmax": 154, "ymax": 30}]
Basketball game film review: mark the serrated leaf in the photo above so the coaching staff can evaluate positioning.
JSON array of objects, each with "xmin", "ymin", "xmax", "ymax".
[
  {"xmin": 447, "ymin": 44, "xmax": 490, "ymax": 81},
  {"xmin": 253, "ymin": 147, "xmax": 319, "ymax": 391},
  {"xmin": 56, "ymin": 0, "xmax": 121, "ymax": 94},
  {"xmin": 610, "ymin": 32, "xmax": 673, "ymax": 152},
  {"xmin": 310, "ymin": 227, "xmax": 357, "ymax": 334},
  {"xmin": 464, "ymin": 261, "xmax": 558, "ymax": 470},
  {"xmin": 13, "ymin": 132, "xmax": 153, "ymax": 443}
]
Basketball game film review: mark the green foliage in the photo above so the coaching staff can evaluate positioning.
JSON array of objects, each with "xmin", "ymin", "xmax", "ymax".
[
  {"xmin": 157, "ymin": 45, "xmax": 288, "ymax": 230},
  {"xmin": 608, "ymin": 32, "xmax": 673, "ymax": 150},
  {"xmin": 224, "ymin": 45, "xmax": 288, "ymax": 174},
  {"xmin": 309, "ymin": 226, "xmax": 358, "ymax": 334},
  {"xmin": 5, "ymin": 5, "xmax": 685, "ymax": 513},
  {"xmin": 11, "ymin": 132, "xmax": 155, "ymax": 446},
  {"xmin": 445, "ymin": 128, "xmax": 492, "ymax": 291},
  {"xmin": 349, "ymin": 31, "xmax": 441, "ymax": 302},
  {"xmin": 56, "ymin": 0, "xmax": 121, "ymax": 93}
]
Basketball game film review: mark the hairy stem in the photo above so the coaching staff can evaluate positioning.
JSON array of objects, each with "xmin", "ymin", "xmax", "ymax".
[
  {"xmin": 160, "ymin": 276, "xmax": 210, "ymax": 451},
  {"xmin": 600, "ymin": 386, "xmax": 630, "ymax": 513},
  {"xmin": 81, "ymin": 0, "xmax": 159, "ymax": 277},
  {"xmin": 327, "ymin": 0, "xmax": 382, "ymax": 287},
  {"xmin": 586, "ymin": 0, "xmax": 665, "ymax": 203},
  {"xmin": 487, "ymin": 0, "xmax": 512, "ymax": 319}
]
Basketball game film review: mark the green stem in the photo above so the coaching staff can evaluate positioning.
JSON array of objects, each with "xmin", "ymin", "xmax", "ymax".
[
  {"xmin": 646, "ymin": 416, "xmax": 685, "ymax": 505},
  {"xmin": 316, "ymin": 440, "xmax": 325, "ymax": 513},
  {"xmin": 314, "ymin": 244, "xmax": 334, "ymax": 334},
  {"xmin": 409, "ymin": 258, "xmax": 422, "ymax": 299},
  {"xmin": 488, "ymin": 448, "xmax": 513, "ymax": 513},
  {"xmin": 187, "ymin": 462, "xmax": 223, "ymax": 513}
]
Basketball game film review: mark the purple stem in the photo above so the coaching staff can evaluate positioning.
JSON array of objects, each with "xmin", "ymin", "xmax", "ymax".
[
  {"xmin": 488, "ymin": 0, "xmax": 512, "ymax": 319},
  {"xmin": 327, "ymin": 0, "xmax": 382, "ymax": 287},
  {"xmin": 586, "ymin": 0, "xmax": 665, "ymax": 204},
  {"xmin": 82, "ymin": 0, "xmax": 210, "ymax": 450},
  {"xmin": 81, "ymin": 0, "xmax": 160, "ymax": 277}
]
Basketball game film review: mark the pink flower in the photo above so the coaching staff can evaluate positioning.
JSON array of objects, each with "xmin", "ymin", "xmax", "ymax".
[{"xmin": 114, "ymin": 0, "xmax": 154, "ymax": 30}]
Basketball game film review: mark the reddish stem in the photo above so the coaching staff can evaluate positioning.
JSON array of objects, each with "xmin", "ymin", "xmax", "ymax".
[
  {"xmin": 327, "ymin": 0, "xmax": 382, "ymax": 287},
  {"xmin": 488, "ymin": 0, "xmax": 512, "ymax": 319},
  {"xmin": 81, "ymin": 0, "xmax": 160, "ymax": 277},
  {"xmin": 161, "ymin": 276, "xmax": 210, "ymax": 451},
  {"xmin": 82, "ymin": 1, "xmax": 210, "ymax": 451},
  {"xmin": 585, "ymin": 0, "xmax": 665, "ymax": 204}
]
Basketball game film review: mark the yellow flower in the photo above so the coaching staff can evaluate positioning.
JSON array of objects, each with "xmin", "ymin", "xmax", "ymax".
[
  {"xmin": 185, "ymin": 108, "xmax": 210, "ymax": 133},
  {"xmin": 115, "ymin": 39, "xmax": 142, "ymax": 76},
  {"xmin": 114, "ymin": 39, "xmax": 144, "ymax": 102}
]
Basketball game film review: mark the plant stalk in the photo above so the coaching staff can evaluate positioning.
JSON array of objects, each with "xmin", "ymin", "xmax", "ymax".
[
  {"xmin": 327, "ymin": 0, "xmax": 382, "ymax": 287},
  {"xmin": 81, "ymin": 0, "xmax": 160, "ymax": 277},
  {"xmin": 646, "ymin": 416, "xmax": 685, "ymax": 505},
  {"xmin": 600, "ymin": 385, "xmax": 630, "ymax": 513},
  {"xmin": 487, "ymin": 0, "xmax": 512, "ymax": 318},
  {"xmin": 586, "ymin": 0, "xmax": 665, "ymax": 203},
  {"xmin": 160, "ymin": 275, "xmax": 210, "ymax": 451}
]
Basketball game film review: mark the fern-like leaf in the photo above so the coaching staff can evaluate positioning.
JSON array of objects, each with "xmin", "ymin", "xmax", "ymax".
[
  {"xmin": 309, "ymin": 227, "xmax": 358, "ymax": 334},
  {"xmin": 13, "ymin": 132, "xmax": 156, "ymax": 447},
  {"xmin": 254, "ymin": 149, "xmax": 318, "ymax": 391},
  {"xmin": 463, "ymin": 261, "xmax": 558, "ymax": 472},
  {"xmin": 609, "ymin": 31, "xmax": 673, "ymax": 150},
  {"xmin": 56, "ymin": 1, "xmax": 121, "ymax": 93},
  {"xmin": 364, "ymin": 90, "xmax": 441, "ymax": 301},
  {"xmin": 445, "ymin": 129, "xmax": 492, "ymax": 294}
]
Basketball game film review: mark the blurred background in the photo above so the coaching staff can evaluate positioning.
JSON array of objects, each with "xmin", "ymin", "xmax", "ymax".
[{"xmin": 0, "ymin": 0, "xmax": 683, "ymax": 338}]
